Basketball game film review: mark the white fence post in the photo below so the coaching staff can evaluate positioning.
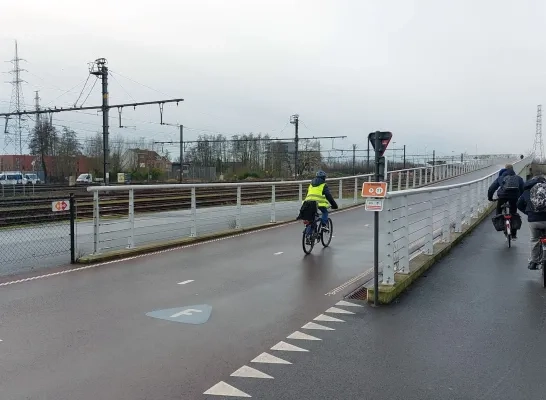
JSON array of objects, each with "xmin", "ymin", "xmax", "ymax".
[
  {"xmin": 455, "ymin": 187, "xmax": 463, "ymax": 232},
  {"xmin": 413, "ymin": 170, "xmax": 417, "ymax": 188},
  {"xmin": 381, "ymin": 197, "xmax": 394, "ymax": 285},
  {"xmin": 419, "ymin": 168, "xmax": 423, "ymax": 186},
  {"xmin": 389, "ymin": 172, "xmax": 393, "ymax": 191},
  {"xmin": 128, "ymin": 189, "xmax": 135, "ymax": 249},
  {"xmin": 235, "ymin": 186, "xmax": 241, "ymax": 229},
  {"xmin": 399, "ymin": 195, "xmax": 410, "ymax": 273},
  {"xmin": 406, "ymin": 170, "xmax": 410, "ymax": 189},
  {"xmin": 271, "ymin": 184, "xmax": 276, "ymax": 223},
  {"xmin": 397, "ymin": 172, "xmax": 402, "ymax": 191},
  {"xmin": 93, "ymin": 191, "xmax": 100, "ymax": 254},
  {"xmin": 191, "ymin": 187, "xmax": 197, "ymax": 236},
  {"xmin": 338, "ymin": 179, "xmax": 343, "ymax": 208},
  {"xmin": 442, "ymin": 189, "xmax": 451, "ymax": 242},
  {"xmin": 424, "ymin": 200, "xmax": 434, "ymax": 255}
]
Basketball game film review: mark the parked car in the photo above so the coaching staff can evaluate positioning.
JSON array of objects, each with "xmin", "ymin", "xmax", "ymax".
[{"xmin": 24, "ymin": 173, "xmax": 41, "ymax": 184}]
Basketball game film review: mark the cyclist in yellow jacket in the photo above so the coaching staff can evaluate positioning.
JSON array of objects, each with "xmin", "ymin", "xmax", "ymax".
[{"xmin": 303, "ymin": 170, "xmax": 339, "ymax": 231}]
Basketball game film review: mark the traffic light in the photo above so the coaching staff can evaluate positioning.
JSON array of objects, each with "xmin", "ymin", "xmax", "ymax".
[{"xmin": 368, "ymin": 131, "xmax": 393, "ymax": 157}]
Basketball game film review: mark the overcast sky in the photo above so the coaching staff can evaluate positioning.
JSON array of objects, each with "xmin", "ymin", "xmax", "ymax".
[{"xmin": 1, "ymin": 0, "xmax": 545, "ymax": 160}]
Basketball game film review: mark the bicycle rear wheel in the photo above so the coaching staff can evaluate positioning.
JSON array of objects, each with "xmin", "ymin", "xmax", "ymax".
[
  {"xmin": 321, "ymin": 218, "xmax": 333, "ymax": 247},
  {"xmin": 302, "ymin": 225, "xmax": 314, "ymax": 255}
]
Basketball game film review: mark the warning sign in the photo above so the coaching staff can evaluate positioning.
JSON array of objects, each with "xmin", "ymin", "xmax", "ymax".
[
  {"xmin": 361, "ymin": 182, "xmax": 387, "ymax": 198},
  {"xmin": 52, "ymin": 200, "xmax": 70, "ymax": 212},
  {"xmin": 365, "ymin": 198, "xmax": 384, "ymax": 212}
]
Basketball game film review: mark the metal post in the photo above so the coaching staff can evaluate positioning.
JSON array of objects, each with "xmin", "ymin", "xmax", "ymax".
[
  {"xmin": 389, "ymin": 172, "xmax": 393, "ymax": 191},
  {"xmin": 413, "ymin": 169, "xmax": 417, "ymax": 188},
  {"xmin": 338, "ymin": 179, "xmax": 343, "ymax": 208},
  {"xmin": 354, "ymin": 177, "xmax": 358, "ymax": 204},
  {"xmin": 403, "ymin": 145, "xmax": 406, "ymax": 169},
  {"xmin": 236, "ymin": 186, "xmax": 241, "ymax": 229},
  {"xmin": 397, "ymin": 172, "xmax": 402, "ymax": 191},
  {"xmin": 380, "ymin": 197, "xmax": 394, "ymax": 285},
  {"xmin": 425, "ymin": 200, "xmax": 434, "ymax": 255},
  {"xmin": 191, "ymin": 187, "xmax": 197, "ymax": 236},
  {"xmin": 128, "ymin": 189, "xmax": 134, "ymax": 248},
  {"xmin": 419, "ymin": 168, "xmax": 423, "ymax": 186},
  {"xmin": 299, "ymin": 183, "xmax": 303, "ymax": 202},
  {"xmin": 455, "ymin": 187, "xmax": 463, "ymax": 232},
  {"xmin": 373, "ymin": 132, "xmax": 380, "ymax": 306},
  {"xmin": 93, "ymin": 191, "xmax": 100, "ymax": 254},
  {"xmin": 69, "ymin": 193, "xmax": 75, "ymax": 264},
  {"xmin": 271, "ymin": 184, "xmax": 276, "ymax": 223},
  {"xmin": 399, "ymin": 196, "xmax": 409, "ymax": 273},
  {"xmin": 442, "ymin": 190, "xmax": 451, "ymax": 242},
  {"xmin": 179, "ymin": 124, "xmax": 184, "ymax": 183},
  {"xmin": 405, "ymin": 170, "xmax": 410, "ymax": 189}
]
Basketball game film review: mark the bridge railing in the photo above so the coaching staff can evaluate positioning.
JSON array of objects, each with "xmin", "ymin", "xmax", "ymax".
[
  {"xmin": 81, "ymin": 159, "xmax": 492, "ymax": 257},
  {"xmin": 379, "ymin": 156, "xmax": 532, "ymax": 285}
]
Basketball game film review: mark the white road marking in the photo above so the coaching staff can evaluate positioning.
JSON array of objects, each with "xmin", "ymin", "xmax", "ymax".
[
  {"xmin": 325, "ymin": 267, "xmax": 374, "ymax": 296},
  {"xmin": 231, "ymin": 365, "xmax": 273, "ymax": 379},
  {"xmin": 274, "ymin": 252, "xmax": 283, "ymax": 255},
  {"xmin": 177, "ymin": 280, "xmax": 194, "ymax": 285},
  {"xmin": 203, "ymin": 381, "xmax": 251, "ymax": 397},
  {"xmin": 271, "ymin": 341, "xmax": 309, "ymax": 352},
  {"xmin": 336, "ymin": 300, "xmax": 363, "ymax": 307},
  {"xmin": 0, "ymin": 204, "xmax": 369, "ymax": 288},
  {"xmin": 314, "ymin": 314, "xmax": 345, "ymax": 323},
  {"xmin": 251, "ymin": 352, "xmax": 291, "ymax": 364},
  {"xmin": 170, "ymin": 309, "xmax": 202, "ymax": 318},
  {"xmin": 301, "ymin": 322, "xmax": 335, "ymax": 331},
  {"xmin": 287, "ymin": 331, "xmax": 322, "ymax": 341},
  {"xmin": 325, "ymin": 307, "xmax": 355, "ymax": 315},
  {"xmin": 364, "ymin": 224, "xmax": 370, "ymax": 227}
]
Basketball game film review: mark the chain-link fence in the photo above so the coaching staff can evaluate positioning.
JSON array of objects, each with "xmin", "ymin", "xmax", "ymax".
[{"xmin": 0, "ymin": 195, "xmax": 76, "ymax": 277}]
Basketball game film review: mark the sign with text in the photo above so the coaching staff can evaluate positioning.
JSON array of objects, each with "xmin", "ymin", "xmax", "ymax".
[
  {"xmin": 361, "ymin": 182, "xmax": 387, "ymax": 198},
  {"xmin": 365, "ymin": 198, "xmax": 384, "ymax": 212}
]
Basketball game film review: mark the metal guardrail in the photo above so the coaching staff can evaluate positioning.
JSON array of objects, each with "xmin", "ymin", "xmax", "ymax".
[
  {"xmin": 82, "ymin": 159, "xmax": 493, "ymax": 257},
  {"xmin": 379, "ymin": 156, "xmax": 532, "ymax": 285}
]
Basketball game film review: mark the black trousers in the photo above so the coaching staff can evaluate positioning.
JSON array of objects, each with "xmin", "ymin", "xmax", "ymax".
[{"xmin": 496, "ymin": 198, "xmax": 518, "ymax": 235}]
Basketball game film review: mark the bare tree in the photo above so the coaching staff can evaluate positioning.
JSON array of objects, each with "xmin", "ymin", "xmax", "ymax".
[{"xmin": 29, "ymin": 120, "xmax": 58, "ymax": 182}]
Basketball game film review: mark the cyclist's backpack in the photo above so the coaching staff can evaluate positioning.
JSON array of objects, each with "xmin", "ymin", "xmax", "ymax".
[
  {"xmin": 501, "ymin": 175, "xmax": 520, "ymax": 194},
  {"xmin": 530, "ymin": 182, "xmax": 546, "ymax": 211}
]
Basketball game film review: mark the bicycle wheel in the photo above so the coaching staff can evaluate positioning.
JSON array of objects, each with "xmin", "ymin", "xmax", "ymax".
[
  {"xmin": 321, "ymin": 218, "xmax": 333, "ymax": 247},
  {"xmin": 506, "ymin": 220, "xmax": 511, "ymax": 248},
  {"xmin": 302, "ymin": 225, "xmax": 314, "ymax": 255},
  {"xmin": 542, "ymin": 262, "xmax": 546, "ymax": 288}
]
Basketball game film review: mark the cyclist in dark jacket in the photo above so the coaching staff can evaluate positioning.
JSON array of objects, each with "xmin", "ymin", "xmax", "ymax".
[
  {"xmin": 517, "ymin": 174, "xmax": 546, "ymax": 269},
  {"xmin": 488, "ymin": 164, "xmax": 524, "ymax": 238}
]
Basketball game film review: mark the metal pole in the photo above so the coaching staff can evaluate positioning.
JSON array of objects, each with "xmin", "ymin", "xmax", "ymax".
[
  {"xmin": 294, "ymin": 117, "xmax": 299, "ymax": 178},
  {"xmin": 367, "ymin": 140, "xmax": 370, "ymax": 171},
  {"xmin": 373, "ymin": 131, "xmax": 380, "ymax": 306},
  {"xmin": 432, "ymin": 150, "xmax": 435, "ymax": 181},
  {"xmin": 179, "ymin": 124, "xmax": 183, "ymax": 183},
  {"xmin": 403, "ymin": 145, "xmax": 406, "ymax": 169},
  {"xmin": 101, "ymin": 63, "xmax": 109, "ymax": 185},
  {"xmin": 352, "ymin": 144, "xmax": 356, "ymax": 175},
  {"xmin": 69, "ymin": 193, "xmax": 75, "ymax": 264}
]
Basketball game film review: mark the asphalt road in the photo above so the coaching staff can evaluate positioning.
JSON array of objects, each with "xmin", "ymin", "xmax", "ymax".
[
  {"xmin": 223, "ymin": 213, "xmax": 546, "ymax": 400},
  {"xmin": 0, "ymin": 160, "xmax": 510, "ymax": 278},
  {"xmin": 0, "ymin": 159, "xmax": 519, "ymax": 400}
]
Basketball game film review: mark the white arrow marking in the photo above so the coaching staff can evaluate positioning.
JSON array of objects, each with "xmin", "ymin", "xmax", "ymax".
[
  {"xmin": 203, "ymin": 381, "xmax": 251, "ymax": 397},
  {"xmin": 231, "ymin": 365, "xmax": 273, "ymax": 379},
  {"xmin": 170, "ymin": 309, "xmax": 202, "ymax": 318},
  {"xmin": 336, "ymin": 300, "xmax": 363, "ymax": 308},
  {"xmin": 271, "ymin": 341, "xmax": 308, "ymax": 352},
  {"xmin": 314, "ymin": 314, "xmax": 345, "ymax": 322},
  {"xmin": 287, "ymin": 331, "xmax": 322, "ymax": 341},
  {"xmin": 301, "ymin": 322, "xmax": 335, "ymax": 331},
  {"xmin": 325, "ymin": 307, "xmax": 355, "ymax": 315},
  {"xmin": 364, "ymin": 224, "xmax": 370, "ymax": 227},
  {"xmin": 274, "ymin": 252, "xmax": 283, "ymax": 255},
  {"xmin": 177, "ymin": 280, "xmax": 194, "ymax": 285},
  {"xmin": 251, "ymin": 352, "xmax": 291, "ymax": 364}
]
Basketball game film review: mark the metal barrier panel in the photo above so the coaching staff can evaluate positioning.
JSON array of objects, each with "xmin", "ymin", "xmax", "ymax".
[
  {"xmin": 83, "ymin": 158, "xmax": 497, "ymax": 256},
  {"xmin": 379, "ymin": 156, "xmax": 532, "ymax": 285}
]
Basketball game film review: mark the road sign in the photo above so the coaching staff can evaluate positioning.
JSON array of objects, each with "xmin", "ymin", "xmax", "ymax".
[
  {"xmin": 365, "ymin": 198, "xmax": 384, "ymax": 212},
  {"xmin": 361, "ymin": 182, "xmax": 387, "ymax": 198},
  {"xmin": 368, "ymin": 131, "xmax": 393, "ymax": 157},
  {"xmin": 146, "ymin": 304, "xmax": 212, "ymax": 325},
  {"xmin": 51, "ymin": 200, "xmax": 70, "ymax": 212}
]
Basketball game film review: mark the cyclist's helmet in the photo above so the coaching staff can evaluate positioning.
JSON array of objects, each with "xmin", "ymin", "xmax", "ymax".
[{"xmin": 316, "ymin": 170, "xmax": 327, "ymax": 179}]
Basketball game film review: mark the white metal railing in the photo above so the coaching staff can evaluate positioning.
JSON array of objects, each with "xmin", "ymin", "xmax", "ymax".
[
  {"xmin": 79, "ymin": 158, "xmax": 495, "ymax": 257},
  {"xmin": 379, "ymin": 156, "xmax": 532, "ymax": 285}
]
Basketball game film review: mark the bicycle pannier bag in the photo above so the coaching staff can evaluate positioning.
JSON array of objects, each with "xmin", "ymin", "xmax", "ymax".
[
  {"xmin": 530, "ymin": 182, "xmax": 546, "ymax": 212},
  {"xmin": 491, "ymin": 214, "xmax": 505, "ymax": 231},
  {"xmin": 501, "ymin": 175, "xmax": 520, "ymax": 194}
]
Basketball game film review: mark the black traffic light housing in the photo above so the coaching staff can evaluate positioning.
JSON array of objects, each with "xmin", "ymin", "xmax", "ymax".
[
  {"xmin": 378, "ymin": 156, "xmax": 386, "ymax": 181},
  {"xmin": 368, "ymin": 131, "xmax": 393, "ymax": 157}
]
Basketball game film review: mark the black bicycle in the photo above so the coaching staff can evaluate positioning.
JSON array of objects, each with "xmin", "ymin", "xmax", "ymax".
[{"xmin": 302, "ymin": 209, "xmax": 333, "ymax": 255}]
